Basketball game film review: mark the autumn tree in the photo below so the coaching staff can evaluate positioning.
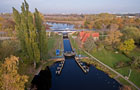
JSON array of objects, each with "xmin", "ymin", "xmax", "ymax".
[
  {"xmin": 0, "ymin": 40, "xmax": 19, "ymax": 61},
  {"xmin": 109, "ymin": 24, "xmax": 119, "ymax": 30},
  {"xmin": 94, "ymin": 21, "xmax": 103, "ymax": 29},
  {"xmin": 119, "ymin": 39, "xmax": 135, "ymax": 54},
  {"xmin": 84, "ymin": 20, "xmax": 91, "ymax": 29},
  {"xmin": 0, "ymin": 17, "xmax": 4, "ymax": 30},
  {"xmin": 0, "ymin": 56, "xmax": 28, "ymax": 90},
  {"xmin": 105, "ymin": 30, "xmax": 123, "ymax": 48}
]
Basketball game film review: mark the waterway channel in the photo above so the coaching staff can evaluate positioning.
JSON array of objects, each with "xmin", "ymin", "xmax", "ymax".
[{"xmin": 49, "ymin": 22, "xmax": 121, "ymax": 90}]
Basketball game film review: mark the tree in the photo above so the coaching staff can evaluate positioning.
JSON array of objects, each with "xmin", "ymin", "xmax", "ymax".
[
  {"xmin": 0, "ymin": 56, "xmax": 28, "ymax": 90},
  {"xmin": 0, "ymin": 40, "xmax": 19, "ymax": 61},
  {"xmin": 13, "ymin": 0, "xmax": 47, "ymax": 68},
  {"xmin": 84, "ymin": 20, "xmax": 91, "ymax": 29},
  {"xmin": 94, "ymin": 21, "xmax": 103, "ymax": 29},
  {"xmin": 109, "ymin": 24, "xmax": 119, "ymax": 30},
  {"xmin": 34, "ymin": 8, "xmax": 48, "ymax": 60},
  {"xmin": 119, "ymin": 39, "xmax": 135, "ymax": 54},
  {"xmin": 121, "ymin": 26, "xmax": 140, "ymax": 44},
  {"xmin": 105, "ymin": 30, "xmax": 123, "ymax": 48},
  {"xmin": 83, "ymin": 36, "xmax": 97, "ymax": 52}
]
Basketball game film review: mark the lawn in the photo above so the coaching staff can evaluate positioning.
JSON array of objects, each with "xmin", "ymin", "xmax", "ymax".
[
  {"xmin": 70, "ymin": 35, "xmax": 140, "ymax": 89},
  {"xmin": 70, "ymin": 35, "xmax": 131, "ymax": 68},
  {"xmin": 91, "ymin": 48, "xmax": 131, "ymax": 67},
  {"xmin": 128, "ymin": 48, "xmax": 140, "ymax": 57},
  {"xmin": 117, "ymin": 77, "xmax": 137, "ymax": 90},
  {"xmin": 130, "ymin": 69, "xmax": 140, "ymax": 88},
  {"xmin": 47, "ymin": 33, "xmax": 63, "ymax": 58}
]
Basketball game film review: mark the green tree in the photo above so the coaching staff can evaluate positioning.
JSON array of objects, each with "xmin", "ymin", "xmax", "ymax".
[
  {"xmin": 0, "ymin": 56, "xmax": 28, "ymax": 90},
  {"xmin": 121, "ymin": 26, "xmax": 140, "ymax": 44},
  {"xmin": 119, "ymin": 39, "xmax": 135, "ymax": 54},
  {"xmin": 13, "ymin": 0, "xmax": 47, "ymax": 68},
  {"xmin": 34, "ymin": 8, "xmax": 48, "ymax": 60}
]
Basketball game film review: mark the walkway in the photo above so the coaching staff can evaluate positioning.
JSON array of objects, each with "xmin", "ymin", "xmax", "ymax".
[{"xmin": 83, "ymin": 50, "xmax": 140, "ymax": 90}]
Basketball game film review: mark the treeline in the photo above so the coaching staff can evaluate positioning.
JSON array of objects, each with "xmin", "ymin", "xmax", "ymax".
[
  {"xmin": 82, "ymin": 13, "xmax": 140, "ymax": 30},
  {"xmin": 83, "ymin": 13, "xmax": 140, "ymax": 45},
  {"xmin": 0, "ymin": 15, "xmax": 15, "ymax": 37},
  {"xmin": 0, "ymin": 0, "xmax": 48, "ymax": 89},
  {"xmin": 46, "ymin": 15, "xmax": 84, "ymax": 21}
]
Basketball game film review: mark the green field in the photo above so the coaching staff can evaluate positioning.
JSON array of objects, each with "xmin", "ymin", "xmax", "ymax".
[
  {"xmin": 128, "ymin": 48, "xmax": 140, "ymax": 57},
  {"xmin": 91, "ymin": 48, "xmax": 131, "ymax": 67}
]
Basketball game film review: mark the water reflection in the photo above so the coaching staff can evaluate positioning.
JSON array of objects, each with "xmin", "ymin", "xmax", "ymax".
[
  {"xmin": 31, "ymin": 66, "xmax": 52, "ymax": 90},
  {"xmin": 47, "ymin": 22, "xmax": 74, "ymax": 30},
  {"xmin": 50, "ymin": 59, "xmax": 121, "ymax": 90}
]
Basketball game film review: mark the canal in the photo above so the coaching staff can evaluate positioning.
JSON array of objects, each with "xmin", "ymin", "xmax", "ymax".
[{"xmin": 49, "ymin": 23, "xmax": 121, "ymax": 90}]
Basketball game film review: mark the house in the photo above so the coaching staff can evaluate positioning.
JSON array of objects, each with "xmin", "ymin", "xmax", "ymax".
[
  {"xmin": 92, "ymin": 33, "xmax": 99, "ymax": 41},
  {"xmin": 79, "ymin": 31, "xmax": 99, "ymax": 45}
]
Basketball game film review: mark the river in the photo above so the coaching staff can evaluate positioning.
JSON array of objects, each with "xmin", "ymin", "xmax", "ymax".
[{"xmin": 49, "ymin": 22, "xmax": 121, "ymax": 90}]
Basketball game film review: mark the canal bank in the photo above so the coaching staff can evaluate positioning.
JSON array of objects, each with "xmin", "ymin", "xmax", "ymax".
[
  {"xmin": 49, "ymin": 33, "xmax": 121, "ymax": 90},
  {"xmin": 69, "ymin": 34, "xmax": 139, "ymax": 90}
]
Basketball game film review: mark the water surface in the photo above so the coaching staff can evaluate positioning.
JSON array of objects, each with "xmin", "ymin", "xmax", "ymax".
[{"xmin": 49, "ymin": 23, "xmax": 121, "ymax": 90}]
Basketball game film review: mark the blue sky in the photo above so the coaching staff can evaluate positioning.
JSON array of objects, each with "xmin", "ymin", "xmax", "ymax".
[{"xmin": 0, "ymin": 0, "xmax": 140, "ymax": 14}]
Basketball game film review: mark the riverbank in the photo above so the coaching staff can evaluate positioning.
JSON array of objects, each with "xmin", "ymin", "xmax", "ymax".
[
  {"xmin": 18, "ymin": 32, "xmax": 64, "ymax": 89},
  {"xmin": 69, "ymin": 35, "xmax": 139, "ymax": 90},
  {"xmin": 46, "ymin": 20, "xmax": 83, "ymax": 25}
]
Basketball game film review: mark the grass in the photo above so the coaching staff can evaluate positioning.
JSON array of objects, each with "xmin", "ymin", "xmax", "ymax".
[
  {"xmin": 70, "ymin": 34, "xmax": 140, "ymax": 89},
  {"xmin": 42, "ymin": 60, "xmax": 56, "ymax": 70},
  {"xmin": 91, "ymin": 48, "xmax": 131, "ymax": 67},
  {"xmin": 81, "ymin": 58, "xmax": 117, "ymax": 78},
  {"xmin": 70, "ymin": 35, "xmax": 130, "ymax": 68},
  {"xmin": 47, "ymin": 33, "xmax": 63, "ymax": 58},
  {"xmin": 118, "ymin": 77, "xmax": 137, "ymax": 90},
  {"xmin": 116, "ymin": 67, "xmax": 130, "ymax": 76},
  {"xmin": 128, "ymin": 48, "xmax": 140, "ymax": 57},
  {"xmin": 129, "ymin": 69, "xmax": 140, "ymax": 88},
  {"xmin": 69, "ymin": 36, "xmax": 88, "ymax": 56}
]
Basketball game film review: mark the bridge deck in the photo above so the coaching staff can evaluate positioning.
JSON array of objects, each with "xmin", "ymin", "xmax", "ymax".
[{"xmin": 63, "ymin": 51, "xmax": 76, "ymax": 57}]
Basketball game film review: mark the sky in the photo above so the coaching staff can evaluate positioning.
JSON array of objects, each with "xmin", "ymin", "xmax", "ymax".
[{"xmin": 0, "ymin": 0, "xmax": 140, "ymax": 14}]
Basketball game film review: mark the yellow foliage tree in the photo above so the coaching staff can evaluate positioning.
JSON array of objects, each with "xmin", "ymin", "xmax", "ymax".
[
  {"xmin": 119, "ymin": 39, "xmax": 135, "ymax": 54},
  {"xmin": 0, "ymin": 56, "xmax": 28, "ymax": 90}
]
